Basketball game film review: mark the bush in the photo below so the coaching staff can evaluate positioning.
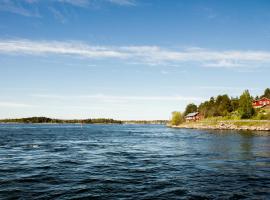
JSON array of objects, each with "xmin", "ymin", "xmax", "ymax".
[
  {"xmin": 254, "ymin": 112, "xmax": 270, "ymax": 120},
  {"xmin": 238, "ymin": 90, "xmax": 255, "ymax": 119},
  {"xmin": 171, "ymin": 111, "xmax": 184, "ymax": 125}
]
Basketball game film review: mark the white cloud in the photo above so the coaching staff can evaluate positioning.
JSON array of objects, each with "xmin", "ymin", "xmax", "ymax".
[
  {"xmin": 0, "ymin": 0, "xmax": 136, "ymax": 17},
  {"xmin": 0, "ymin": 39, "xmax": 127, "ymax": 58},
  {"xmin": 49, "ymin": 7, "xmax": 68, "ymax": 23},
  {"xmin": 0, "ymin": 0, "xmax": 38, "ymax": 17},
  {"xmin": 57, "ymin": 0, "xmax": 135, "ymax": 7},
  {"xmin": 0, "ymin": 102, "xmax": 34, "ymax": 108},
  {"xmin": 31, "ymin": 94, "xmax": 203, "ymax": 102},
  {"xmin": 203, "ymin": 60, "xmax": 244, "ymax": 68},
  {"xmin": 107, "ymin": 0, "xmax": 136, "ymax": 6},
  {"xmin": 57, "ymin": 0, "xmax": 90, "ymax": 7},
  {"xmin": 0, "ymin": 39, "xmax": 270, "ymax": 68}
]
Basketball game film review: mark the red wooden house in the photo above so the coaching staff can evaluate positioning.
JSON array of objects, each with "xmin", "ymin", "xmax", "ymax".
[
  {"xmin": 252, "ymin": 97, "xmax": 270, "ymax": 108},
  {"xmin": 185, "ymin": 112, "xmax": 202, "ymax": 122}
]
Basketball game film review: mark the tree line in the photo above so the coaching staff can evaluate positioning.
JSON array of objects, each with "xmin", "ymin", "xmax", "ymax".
[
  {"xmin": 0, "ymin": 117, "xmax": 168, "ymax": 124},
  {"xmin": 171, "ymin": 88, "xmax": 270, "ymax": 125},
  {"xmin": 0, "ymin": 117, "xmax": 123, "ymax": 124}
]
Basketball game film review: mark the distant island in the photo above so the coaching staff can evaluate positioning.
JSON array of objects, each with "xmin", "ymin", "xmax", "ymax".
[
  {"xmin": 169, "ymin": 88, "xmax": 270, "ymax": 131},
  {"xmin": 0, "ymin": 117, "xmax": 168, "ymax": 125}
]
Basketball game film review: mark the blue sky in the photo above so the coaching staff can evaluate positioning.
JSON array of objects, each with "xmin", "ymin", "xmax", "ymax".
[{"xmin": 0, "ymin": 0, "xmax": 270, "ymax": 120}]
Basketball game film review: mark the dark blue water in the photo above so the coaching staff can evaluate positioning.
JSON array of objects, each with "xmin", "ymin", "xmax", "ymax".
[{"xmin": 0, "ymin": 124, "xmax": 269, "ymax": 200}]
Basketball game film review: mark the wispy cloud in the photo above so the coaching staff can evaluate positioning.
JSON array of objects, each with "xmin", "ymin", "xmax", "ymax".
[
  {"xmin": 0, "ymin": 102, "xmax": 34, "ymax": 108},
  {"xmin": 57, "ymin": 0, "xmax": 135, "ymax": 7},
  {"xmin": 49, "ymin": 7, "xmax": 68, "ymax": 23},
  {"xmin": 107, "ymin": 0, "xmax": 136, "ymax": 6},
  {"xmin": 0, "ymin": 0, "xmax": 136, "ymax": 18},
  {"xmin": 0, "ymin": 0, "xmax": 40, "ymax": 17},
  {"xmin": 1, "ymin": 39, "xmax": 270, "ymax": 68},
  {"xmin": 203, "ymin": 60, "xmax": 244, "ymax": 68},
  {"xmin": 31, "ymin": 94, "xmax": 203, "ymax": 102},
  {"xmin": 0, "ymin": 39, "xmax": 126, "ymax": 58},
  {"xmin": 57, "ymin": 0, "xmax": 90, "ymax": 8}
]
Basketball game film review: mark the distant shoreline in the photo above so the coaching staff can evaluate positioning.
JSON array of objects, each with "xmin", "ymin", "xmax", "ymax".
[
  {"xmin": 0, "ymin": 117, "xmax": 168, "ymax": 125},
  {"xmin": 0, "ymin": 122, "xmax": 166, "ymax": 125},
  {"xmin": 0, "ymin": 122, "xmax": 165, "ymax": 125}
]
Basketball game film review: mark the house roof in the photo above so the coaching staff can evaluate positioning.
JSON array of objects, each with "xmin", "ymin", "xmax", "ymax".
[{"xmin": 185, "ymin": 112, "xmax": 199, "ymax": 117}]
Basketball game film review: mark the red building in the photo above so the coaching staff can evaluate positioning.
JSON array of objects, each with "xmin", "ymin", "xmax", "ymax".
[
  {"xmin": 252, "ymin": 97, "xmax": 270, "ymax": 108},
  {"xmin": 185, "ymin": 112, "xmax": 202, "ymax": 121}
]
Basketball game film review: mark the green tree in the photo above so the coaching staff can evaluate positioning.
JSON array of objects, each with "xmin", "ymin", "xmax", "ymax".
[
  {"xmin": 171, "ymin": 111, "xmax": 184, "ymax": 125},
  {"xmin": 261, "ymin": 88, "xmax": 270, "ymax": 99},
  {"xmin": 231, "ymin": 97, "xmax": 239, "ymax": 111},
  {"xmin": 238, "ymin": 90, "xmax": 255, "ymax": 119},
  {"xmin": 215, "ymin": 95, "xmax": 232, "ymax": 116},
  {"xmin": 184, "ymin": 103, "xmax": 198, "ymax": 116},
  {"xmin": 198, "ymin": 101, "xmax": 208, "ymax": 117}
]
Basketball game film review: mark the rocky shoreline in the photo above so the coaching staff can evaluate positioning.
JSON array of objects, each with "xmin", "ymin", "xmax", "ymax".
[{"xmin": 169, "ymin": 121, "xmax": 270, "ymax": 131}]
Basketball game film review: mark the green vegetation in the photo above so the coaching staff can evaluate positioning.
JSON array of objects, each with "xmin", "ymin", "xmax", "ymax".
[
  {"xmin": 253, "ymin": 109, "xmax": 270, "ymax": 120},
  {"xmin": 184, "ymin": 103, "xmax": 198, "ymax": 116},
  {"xmin": 170, "ymin": 111, "xmax": 184, "ymax": 125},
  {"xmin": 0, "ymin": 117, "xmax": 123, "ymax": 124},
  {"xmin": 0, "ymin": 117, "xmax": 168, "ymax": 125},
  {"xmin": 170, "ymin": 88, "xmax": 270, "ymax": 125},
  {"xmin": 198, "ymin": 95, "xmax": 233, "ymax": 117},
  {"xmin": 198, "ymin": 89, "xmax": 270, "ymax": 120},
  {"xmin": 232, "ymin": 120, "xmax": 270, "ymax": 127},
  {"xmin": 176, "ymin": 118, "xmax": 270, "ymax": 129},
  {"xmin": 261, "ymin": 88, "xmax": 270, "ymax": 98},
  {"xmin": 238, "ymin": 90, "xmax": 255, "ymax": 119}
]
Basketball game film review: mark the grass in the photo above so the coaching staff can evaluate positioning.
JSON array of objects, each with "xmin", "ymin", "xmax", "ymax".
[{"xmin": 179, "ymin": 117, "xmax": 270, "ymax": 128}]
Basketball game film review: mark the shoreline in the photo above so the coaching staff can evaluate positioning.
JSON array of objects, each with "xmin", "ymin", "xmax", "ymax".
[
  {"xmin": 168, "ymin": 120, "xmax": 270, "ymax": 131},
  {"xmin": 0, "ymin": 122, "xmax": 166, "ymax": 125}
]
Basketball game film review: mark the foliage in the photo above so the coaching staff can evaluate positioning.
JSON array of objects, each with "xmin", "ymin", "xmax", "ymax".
[
  {"xmin": 198, "ymin": 95, "xmax": 235, "ymax": 118},
  {"xmin": 190, "ymin": 88, "xmax": 270, "ymax": 120},
  {"xmin": 254, "ymin": 113, "xmax": 270, "ymax": 120},
  {"xmin": 184, "ymin": 103, "xmax": 198, "ymax": 116},
  {"xmin": 231, "ymin": 97, "xmax": 240, "ymax": 111},
  {"xmin": 215, "ymin": 95, "xmax": 233, "ymax": 116},
  {"xmin": 238, "ymin": 90, "xmax": 255, "ymax": 119},
  {"xmin": 171, "ymin": 111, "xmax": 184, "ymax": 125},
  {"xmin": 261, "ymin": 88, "xmax": 270, "ymax": 99},
  {"xmin": 0, "ymin": 117, "xmax": 169, "ymax": 125},
  {"xmin": 253, "ymin": 108, "xmax": 270, "ymax": 120},
  {"xmin": 0, "ymin": 117, "xmax": 123, "ymax": 124}
]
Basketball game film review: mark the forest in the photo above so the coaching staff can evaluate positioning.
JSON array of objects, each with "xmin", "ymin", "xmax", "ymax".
[
  {"xmin": 0, "ymin": 117, "xmax": 168, "ymax": 125},
  {"xmin": 0, "ymin": 117, "xmax": 123, "ymax": 124}
]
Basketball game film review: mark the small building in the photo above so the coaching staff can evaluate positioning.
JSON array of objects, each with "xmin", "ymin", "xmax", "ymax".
[
  {"xmin": 252, "ymin": 97, "xmax": 270, "ymax": 108},
  {"xmin": 185, "ymin": 112, "xmax": 201, "ymax": 122}
]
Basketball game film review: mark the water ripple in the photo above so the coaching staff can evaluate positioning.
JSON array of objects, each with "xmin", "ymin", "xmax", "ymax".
[{"xmin": 0, "ymin": 124, "xmax": 269, "ymax": 199}]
